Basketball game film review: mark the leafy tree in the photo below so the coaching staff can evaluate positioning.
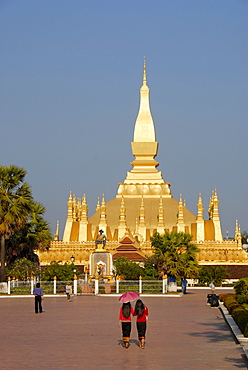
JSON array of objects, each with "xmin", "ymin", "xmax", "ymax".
[
  {"xmin": 41, "ymin": 261, "xmax": 79, "ymax": 281},
  {"xmin": 6, "ymin": 201, "xmax": 52, "ymax": 267},
  {"xmin": 143, "ymin": 256, "xmax": 161, "ymax": 279},
  {"xmin": 6, "ymin": 258, "xmax": 40, "ymax": 280},
  {"xmin": 0, "ymin": 165, "xmax": 33, "ymax": 281},
  {"xmin": 150, "ymin": 231, "xmax": 200, "ymax": 278},
  {"xmin": 113, "ymin": 257, "xmax": 144, "ymax": 280},
  {"xmin": 198, "ymin": 266, "xmax": 228, "ymax": 286}
]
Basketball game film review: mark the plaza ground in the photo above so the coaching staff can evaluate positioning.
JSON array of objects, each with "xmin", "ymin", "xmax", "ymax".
[{"xmin": 1, "ymin": 288, "xmax": 248, "ymax": 369}]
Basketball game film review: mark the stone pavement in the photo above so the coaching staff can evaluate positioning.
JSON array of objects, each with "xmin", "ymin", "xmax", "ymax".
[{"xmin": 1, "ymin": 289, "xmax": 248, "ymax": 369}]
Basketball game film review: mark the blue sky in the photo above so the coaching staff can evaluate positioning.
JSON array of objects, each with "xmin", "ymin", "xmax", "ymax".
[{"xmin": 1, "ymin": 0, "xmax": 247, "ymax": 238}]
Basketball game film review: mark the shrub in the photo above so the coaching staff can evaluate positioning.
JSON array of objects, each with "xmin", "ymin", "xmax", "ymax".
[
  {"xmin": 243, "ymin": 324, "xmax": 248, "ymax": 337},
  {"xmin": 221, "ymin": 279, "xmax": 248, "ymax": 337},
  {"xmin": 219, "ymin": 293, "xmax": 234, "ymax": 302},
  {"xmin": 234, "ymin": 278, "xmax": 248, "ymax": 296},
  {"xmin": 98, "ymin": 286, "xmax": 105, "ymax": 294},
  {"xmin": 41, "ymin": 261, "xmax": 79, "ymax": 281},
  {"xmin": 237, "ymin": 293, "xmax": 248, "ymax": 305},
  {"xmin": 228, "ymin": 303, "xmax": 241, "ymax": 315},
  {"xmin": 233, "ymin": 308, "xmax": 248, "ymax": 334}
]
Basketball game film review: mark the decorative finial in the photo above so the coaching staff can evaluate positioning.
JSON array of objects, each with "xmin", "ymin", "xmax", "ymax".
[{"xmin": 143, "ymin": 57, "xmax": 147, "ymax": 86}]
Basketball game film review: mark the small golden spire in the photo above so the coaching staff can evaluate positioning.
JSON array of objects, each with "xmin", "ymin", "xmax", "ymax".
[
  {"xmin": 197, "ymin": 193, "xmax": 204, "ymax": 221},
  {"xmin": 95, "ymin": 197, "xmax": 100, "ymax": 212},
  {"xmin": 54, "ymin": 220, "xmax": 59, "ymax": 241},
  {"xmin": 157, "ymin": 196, "xmax": 165, "ymax": 228}
]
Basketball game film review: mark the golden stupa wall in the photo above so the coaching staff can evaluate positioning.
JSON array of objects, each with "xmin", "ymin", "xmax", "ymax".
[{"xmin": 37, "ymin": 238, "xmax": 248, "ymax": 268}]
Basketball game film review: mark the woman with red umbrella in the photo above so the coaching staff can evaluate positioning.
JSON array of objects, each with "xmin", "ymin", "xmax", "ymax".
[{"xmin": 118, "ymin": 292, "xmax": 138, "ymax": 348}]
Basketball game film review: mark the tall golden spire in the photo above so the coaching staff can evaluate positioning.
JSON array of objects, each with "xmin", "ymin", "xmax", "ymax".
[
  {"xmin": 133, "ymin": 58, "xmax": 155, "ymax": 143},
  {"xmin": 143, "ymin": 57, "xmax": 147, "ymax": 86},
  {"xmin": 117, "ymin": 59, "xmax": 171, "ymax": 199}
]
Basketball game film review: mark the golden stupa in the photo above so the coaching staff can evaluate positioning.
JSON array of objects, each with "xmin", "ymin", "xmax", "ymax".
[{"xmin": 38, "ymin": 60, "xmax": 246, "ymax": 275}]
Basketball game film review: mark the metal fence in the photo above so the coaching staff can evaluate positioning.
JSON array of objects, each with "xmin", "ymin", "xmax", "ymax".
[{"xmin": 1, "ymin": 278, "xmax": 168, "ymax": 296}]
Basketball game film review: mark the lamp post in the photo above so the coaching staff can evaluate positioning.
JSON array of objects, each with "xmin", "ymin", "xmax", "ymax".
[{"xmin": 70, "ymin": 255, "xmax": 75, "ymax": 263}]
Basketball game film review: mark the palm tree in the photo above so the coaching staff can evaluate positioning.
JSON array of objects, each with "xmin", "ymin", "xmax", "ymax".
[
  {"xmin": 0, "ymin": 165, "xmax": 33, "ymax": 281},
  {"xmin": 150, "ymin": 231, "xmax": 200, "ymax": 278},
  {"xmin": 6, "ymin": 201, "xmax": 52, "ymax": 267}
]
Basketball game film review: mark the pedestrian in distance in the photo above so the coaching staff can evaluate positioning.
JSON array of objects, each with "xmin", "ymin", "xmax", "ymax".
[
  {"xmin": 33, "ymin": 282, "xmax": 44, "ymax": 314},
  {"xmin": 134, "ymin": 299, "xmax": 149, "ymax": 349},
  {"xmin": 118, "ymin": 302, "xmax": 134, "ymax": 348},
  {"xmin": 66, "ymin": 283, "xmax": 72, "ymax": 302},
  {"xmin": 181, "ymin": 277, "xmax": 188, "ymax": 294},
  {"xmin": 209, "ymin": 282, "xmax": 215, "ymax": 293}
]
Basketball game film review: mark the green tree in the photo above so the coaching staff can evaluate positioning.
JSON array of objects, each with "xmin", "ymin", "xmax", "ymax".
[
  {"xmin": 6, "ymin": 201, "xmax": 52, "ymax": 267},
  {"xmin": 6, "ymin": 258, "xmax": 40, "ymax": 280},
  {"xmin": 198, "ymin": 266, "xmax": 228, "ymax": 286},
  {"xmin": 143, "ymin": 256, "xmax": 161, "ymax": 279},
  {"xmin": 0, "ymin": 165, "xmax": 33, "ymax": 281},
  {"xmin": 41, "ymin": 261, "xmax": 79, "ymax": 281},
  {"xmin": 150, "ymin": 231, "xmax": 200, "ymax": 278},
  {"xmin": 113, "ymin": 257, "xmax": 144, "ymax": 280}
]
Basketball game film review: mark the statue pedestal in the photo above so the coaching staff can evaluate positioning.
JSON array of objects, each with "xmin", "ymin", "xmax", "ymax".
[{"xmin": 89, "ymin": 250, "xmax": 113, "ymax": 280}]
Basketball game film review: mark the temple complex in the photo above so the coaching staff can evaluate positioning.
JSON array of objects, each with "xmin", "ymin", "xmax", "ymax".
[{"xmin": 37, "ymin": 60, "xmax": 247, "ymax": 276}]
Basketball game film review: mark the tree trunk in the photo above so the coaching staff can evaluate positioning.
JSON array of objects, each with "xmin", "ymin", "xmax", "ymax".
[{"xmin": 0, "ymin": 235, "xmax": 6, "ymax": 282}]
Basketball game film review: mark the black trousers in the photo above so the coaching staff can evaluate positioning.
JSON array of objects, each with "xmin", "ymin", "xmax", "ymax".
[
  {"xmin": 35, "ymin": 295, "xmax": 42, "ymax": 313},
  {"xmin": 122, "ymin": 322, "xmax": 131, "ymax": 343},
  {"xmin": 136, "ymin": 321, "xmax": 147, "ymax": 340}
]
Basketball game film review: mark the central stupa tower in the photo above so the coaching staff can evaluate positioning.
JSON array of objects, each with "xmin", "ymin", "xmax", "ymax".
[{"xmin": 117, "ymin": 59, "xmax": 171, "ymax": 198}]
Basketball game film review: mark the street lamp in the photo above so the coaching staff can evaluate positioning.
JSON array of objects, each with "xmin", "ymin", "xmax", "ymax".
[{"xmin": 71, "ymin": 255, "xmax": 75, "ymax": 262}]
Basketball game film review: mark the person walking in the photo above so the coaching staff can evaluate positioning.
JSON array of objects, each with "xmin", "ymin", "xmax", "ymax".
[
  {"xmin": 134, "ymin": 299, "xmax": 148, "ymax": 349},
  {"xmin": 181, "ymin": 277, "xmax": 188, "ymax": 294},
  {"xmin": 118, "ymin": 302, "xmax": 134, "ymax": 348},
  {"xmin": 33, "ymin": 282, "xmax": 44, "ymax": 314},
  {"xmin": 209, "ymin": 282, "xmax": 215, "ymax": 293},
  {"xmin": 66, "ymin": 283, "xmax": 72, "ymax": 302}
]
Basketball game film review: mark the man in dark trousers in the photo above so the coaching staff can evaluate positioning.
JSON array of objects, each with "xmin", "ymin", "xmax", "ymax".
[{"xmin": 33, "ymin": 282, "xmax": 44, "ymax": 313}]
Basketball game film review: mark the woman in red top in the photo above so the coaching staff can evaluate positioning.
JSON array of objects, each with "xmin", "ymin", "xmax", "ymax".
[
  {"xmin": 119, "ymin": 302, "xmax": 135, "ymax": 348},
  {"xmin": 134, "ymin": 299, "xmax": 148, "ymax": 349}
]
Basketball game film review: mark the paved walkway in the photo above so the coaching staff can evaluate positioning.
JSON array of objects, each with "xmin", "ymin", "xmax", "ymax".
[{"xmin": 1, "ymin": 289, "xmax": 248, "ymax": 369}]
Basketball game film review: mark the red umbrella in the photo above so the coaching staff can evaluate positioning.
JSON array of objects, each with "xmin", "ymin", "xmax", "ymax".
[{"xmin": 119, "ymin": 291, "xmax": 140, "ymax": 303}]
